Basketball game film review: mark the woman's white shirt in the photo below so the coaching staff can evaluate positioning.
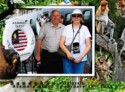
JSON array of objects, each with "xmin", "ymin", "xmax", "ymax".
[{"xmin": 62, "ymin": 24, "xmax": 91, "ymax": 61}]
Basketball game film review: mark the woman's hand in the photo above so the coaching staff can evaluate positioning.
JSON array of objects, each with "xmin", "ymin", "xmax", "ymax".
[
  {"xmin": 66, "ymin": 52, "xmax": 75, "ymax": 61},
  {"xmin": 74, "ymin": 57, "xmax": 83, "ymax": 63},
  {"xmin": 60, "ymin": 35, "xmax": 74, "ymax": 61}
]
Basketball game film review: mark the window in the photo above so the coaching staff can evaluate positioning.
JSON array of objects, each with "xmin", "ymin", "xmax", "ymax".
[
  {"xmin": 84, "ymin": 11, "xmax": 90, "ymax": 20},
  {"xmin": 65, "ymin": 13, "xmax": 71, "ymax": 22}
]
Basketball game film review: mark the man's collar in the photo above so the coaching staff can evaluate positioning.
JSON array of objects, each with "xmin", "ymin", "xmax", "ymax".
[{"xmin": 51, "ymin": 22, "xmax": 62, "ymax": 28}]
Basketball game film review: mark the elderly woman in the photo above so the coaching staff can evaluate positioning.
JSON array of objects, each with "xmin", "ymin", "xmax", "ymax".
[{"xmin": 60, "ymin": 9, "xmax": 91, "ymax": 74}]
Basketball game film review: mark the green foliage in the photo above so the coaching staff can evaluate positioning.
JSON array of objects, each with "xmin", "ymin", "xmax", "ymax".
[
  {"xmin": 0, "ymin": 2, "xmax": 25, "ymax": 14},
  {"xmin": 0, "ymin": 3, "xmax": 8, "ymax": 14},
  {"xmin": 0, "ymin": 24, "xmax": 4, "ymax": 42},
  {"xmin": 35, "ymin": 77, "xmax": 71, "ymax": 92},
  {"xmin": 0, "ymin": 83, "xmax": 4, "ymax": 87},
  {"xmin": 83, "ymin": 79, "xmax": 125, "ymax": 92},
  {"xmin": 14, "ymin": 3, "xmax": 26, "ymax": 8},
  {"xmin": 0, "ymin": 82, "xmax": 7, "ymax": 87},
  {"xmin": 86, "ymin": 78, "xmax": 100, "ymax": 86},
  {"xmin": 35, "ymin": 77, "xmax": 125, "ymax": 92}
]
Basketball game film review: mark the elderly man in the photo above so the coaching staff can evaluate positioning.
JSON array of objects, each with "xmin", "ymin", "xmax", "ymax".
[{"xmin": 35, "ymin": 10, "xmax": 65, "ymax": 73}]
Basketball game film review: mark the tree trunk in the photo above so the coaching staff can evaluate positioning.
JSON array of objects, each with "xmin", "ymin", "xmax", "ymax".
[
  {"xmin": 113, "ymin": 52, "xmax": 125, "ymax": 81},
  {"xmin": 96, "ymin": 34, "xmax": 125, "ymax": 81}
]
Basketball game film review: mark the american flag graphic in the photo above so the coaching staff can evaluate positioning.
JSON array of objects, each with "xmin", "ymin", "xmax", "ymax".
[{"xmin": 12, "ymin": 29, "xmax": 27, "ymax": 51}]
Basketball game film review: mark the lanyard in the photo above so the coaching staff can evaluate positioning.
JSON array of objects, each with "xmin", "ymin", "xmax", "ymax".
[{"xmin": 72, "ymin": 24, "xmax": 81, "ymax": 43}]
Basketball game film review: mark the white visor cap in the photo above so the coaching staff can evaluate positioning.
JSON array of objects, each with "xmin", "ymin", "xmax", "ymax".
[{"xmin": 72, "ymin": 9, "xmax": 82, "ymax": 15}]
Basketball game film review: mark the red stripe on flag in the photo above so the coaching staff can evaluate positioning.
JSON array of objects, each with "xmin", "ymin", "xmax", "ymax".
[{"xmin": 18, "ymin": 32, "xmax": 25, "ymax": 34}]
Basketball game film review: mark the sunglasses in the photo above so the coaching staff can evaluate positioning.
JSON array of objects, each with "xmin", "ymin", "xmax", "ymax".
[{"xmin": 72, "ymin": 14, "xmax": 82, "ymax": 18}]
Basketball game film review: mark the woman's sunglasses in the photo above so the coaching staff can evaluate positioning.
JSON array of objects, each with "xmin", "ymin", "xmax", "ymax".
[{"xmin": 72, "ymin": 14, "xmax": 82, "ymax": 18}]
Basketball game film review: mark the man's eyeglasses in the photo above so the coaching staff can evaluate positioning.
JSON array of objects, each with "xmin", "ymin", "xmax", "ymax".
[{"xmin": 72, "ymin": 14, "xmax": 82, "ymax": 18}]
